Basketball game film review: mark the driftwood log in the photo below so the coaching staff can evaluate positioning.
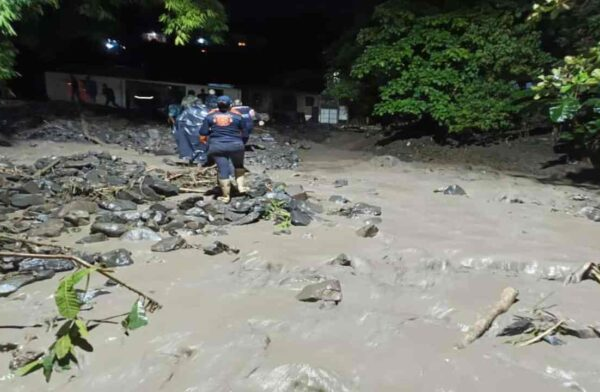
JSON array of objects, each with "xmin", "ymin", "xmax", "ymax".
[{"xmin": 456, "ymin": 287, "xmax": 519, "ymax": 349}]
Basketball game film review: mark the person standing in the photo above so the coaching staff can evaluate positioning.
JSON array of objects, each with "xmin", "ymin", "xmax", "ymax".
[
  {"xmin": 198, "ymin": 88, "xmax": 208, "ymax": 103},
  {"xmin": 102, "ymin": 84, "xmax": 119, "ymax": 107},
  {"xmin": 70, "ymin": 74, "xmax": 81, "ymax": 103},
  {"xmin": 181, "ymin": 90, "xmax": 197, "ymax": 108},
  {"xmin": 232, "ymin": 99, "xmax": 255, "ymax": 145},
  {"xmin": 205, "ymin": 89, "xmax": 218, "ymax": 109},
  {"xmin": 200, "ymin": 96, "xmax": 248, "ymax": 202},
  {"xmin": 174, "ymin": 100, "xmax": 209, "ymax": 164},
  {"xmin": 85, "ymin": 75, "xmax": 97, "ymax": 104}
]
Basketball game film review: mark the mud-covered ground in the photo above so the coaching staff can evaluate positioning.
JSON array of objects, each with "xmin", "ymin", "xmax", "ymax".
[{"xmin": 2, "ymin": 105, "xmax": 600, "ymax": 391}]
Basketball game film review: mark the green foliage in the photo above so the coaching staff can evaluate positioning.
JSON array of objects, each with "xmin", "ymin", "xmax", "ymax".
[
  {"xmin": 160, "ymin": 0, "xmax": 227, "ymax": 46},
  {"xmin": 17, "ymin": 268, "xmax": 150, "ymax": 382},
  {"xmin": 342, "ymin": 0, "xmax": 551, "ymax": 133},
  {"xmin": 0, "ymin": 0, "xmax": 227, "ymax": 80},
  {"xmin": 122, "ymin": 300, "xmax": 149, "ymax": 332},
  {"xmin": 533, "ymin": 43, "xmax": 600, "ymax": 146},
  {"xmin": 55, "ymin": 267, "xmax": 94, "ymax": 319},
  {"xmin": 264, "ymin": 199, "xmax": 292, "ymax": 230}
]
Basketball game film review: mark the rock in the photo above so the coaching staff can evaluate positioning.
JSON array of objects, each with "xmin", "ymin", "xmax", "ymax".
[
  {"xmin": 340, "ymin": 202, "xmax": 382, "ymax": 218},
  {"xmin": 76, "ymin": 233, "xmax": 108, "ymax": 244},
  {"xmin": 56, "ymin": 200, "xmax": 97, "ymax": 218},
  {"xmin": 98, "ymin": 249, "xmax": 134, "ymax": 267},
  {"xmin": 10, "ymin": 194, "xmax": 44, "ymax": 208},
  {"xmin": 231, "ymin": 211, "xmax": 261, "ymax": 226},
  {"xmin": 115, "ymin": 189, "xmax": 145, "ymax": 204},
  {"xmin": 363, "ymin": 217, "xmax": 382, "ymax": 226},
  {"xmin": 224, "ymin": 209, "xmax": 247, "ymax": 222},
  {"xmin": 434, "ymin": 185, "xmax": 467, "ymax": 196},
  {"xmin": 357, "ymin": 224, "xmax": 379, "ymax": 238},
  {"xmin": 0, "ymin": 270, "xmax": 55, "ymax": 297},
  {"xmin": 329, "ymin": 195, "xmax": 350, "ymax": 205},
  {"xmin": 99, "ymin": 199, "xmax": 138, "ymax": 212},
  {"xmin": 333, "ymin": 179, "xmax": 348, "ymax": 188},
  {"xmin": 370, "ymin": 155, "xmax": 400, "ymax": 168},
  {"xmin": 185, "ymin": 207, "xmax": 210, "ymax": 219},
  {"xmin": 580, "ymin": 206, "xmax": 600, "ymax": 222},
  {"xmin": 114, "ymin": 211, "xmax": 142, "ymax": 222},
  {"xmin": 291, "ymin": 209, "xmax": 312, "ymax": 226},
  {"xmin": 90, "ymin": 222, "xmax": 129, "ymax": 237},
  {"xmin": 20, "ymin": 181, "xmax": 41, "ymax": 194},
  {"xmin": 177, "ymin": 196, "xmax": 204, "ymax": 210},
  {"xmin": 285, "ymin": 184, "xmax": 308, "ymax": 201},
  {"xmin": 328, "ymin": 253, "xmax": 352, "ymax": 267},
  {"xmin": 151, "ymin": 236, "xmax": 187, "ymax": 252},
  {"xmin": 120, "ymin": 227, "xmax": 162, "ymax": 242},
  {"xmin": 162, "ymin": 220, "xmax": 185, "ymax": 231},
  {"xmin": 64, "ymin": 210, "xmax": 90, "ymax": 226},
  {"xmin": 29, "ymin": 219, "xmax": 64, "ymax": 237},
  {"xmin": 296, "ymin": 280, "xmax": 342, "ymax": 303},
  {"xmin": 203, "ymin": 241, "xmax": 239, "ymax": 256},
  {"xmin": 149, "ymin": 179, "xmax": 179, "ymax": 197},
  {"xmin": 147, "ymin": 128, "xmax": 161, "ymax": 139},
  {"xmin": 19, "ymin": 258, "xmax": 74, "ymax": 272}
]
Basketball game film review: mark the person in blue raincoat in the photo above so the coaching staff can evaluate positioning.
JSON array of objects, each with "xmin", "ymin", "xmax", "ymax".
[
  {"xmin": 200, "ymin": 96, "xmax": 249, "ymax": 203},
  {"xmin": 232, "ymin": 99, "xmax": 255, "ymax": 144},
  {"xmin": 174, "ymin": 100, "xmax": 209, "ymax": 164}
]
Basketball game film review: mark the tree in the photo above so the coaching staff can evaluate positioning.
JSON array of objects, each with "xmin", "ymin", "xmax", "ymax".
[
  {"xmin": 530, "ymin": 0, "xmax": 600, "ymax": 166},
  {"xmin": 326, "ymin": 0, "xmax": 552, "ymax": 134},
  {"xmin": 0, "ymin": 0, "xmax": 227, "ymax": 80}
]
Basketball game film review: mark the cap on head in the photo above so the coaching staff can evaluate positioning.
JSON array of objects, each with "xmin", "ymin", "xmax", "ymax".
[
  {"xmin": 217, "ymin": 95, "xmax": 232, "ymax": 111},
  {"xmin": 209, "ymin": 89, "xmax": 216, "ymax": 95}
]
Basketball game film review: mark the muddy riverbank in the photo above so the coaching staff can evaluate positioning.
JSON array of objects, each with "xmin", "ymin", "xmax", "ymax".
[{"xmin": 1, "ymin": 113, "xmax": 600, "ymax": 390}]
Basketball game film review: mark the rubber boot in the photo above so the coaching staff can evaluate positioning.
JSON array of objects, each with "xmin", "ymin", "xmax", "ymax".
[
  {"xmin": 217, "ymin": 179, "xmax": 231, "ymax": 203},
  {"xmin": 234, "ymin": 169, "xmax": 249, "ymax": 193}
]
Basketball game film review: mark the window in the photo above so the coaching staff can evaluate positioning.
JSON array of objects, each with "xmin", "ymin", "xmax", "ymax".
[{"xmin": 305, "ymin": 96, "xmax": 315, "ymax": 107}]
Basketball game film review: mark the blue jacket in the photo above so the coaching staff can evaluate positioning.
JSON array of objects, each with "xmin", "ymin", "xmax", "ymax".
[
  {"xmin": 200, "ymin": 109, "xmax": 246, "ymax": 144},
  {"xmin": 205, "ymin": 94, "xmax": 218, "ymax": 109},
  {"xmin": 232, "ymin": 105, "xmax": 255, "ymax": 138}
]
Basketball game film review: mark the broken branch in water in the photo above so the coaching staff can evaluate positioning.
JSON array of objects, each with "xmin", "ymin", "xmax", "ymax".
[
  {"xmin": 80, "ymin": 113, "xmax": 105, "ymax": 145},
  {"xmin": 517, "ymin": 320, "xmax": 566, "ymax": 347},
  {"xmin": 456, "ymin": 287, "xmax": 519, "ymax": 349},
  {"xmin": 564, "ymin": 262, "xmax": 600, "ymax": 285},
  {"xmin": 0, "ymin": 251, "xmax": 162, "ymax": 312}
]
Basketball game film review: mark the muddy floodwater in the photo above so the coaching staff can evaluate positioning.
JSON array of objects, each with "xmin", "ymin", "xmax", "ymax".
[{"xmin": 2, "ymin": 138, "xmax": 600, "ymax": 392}]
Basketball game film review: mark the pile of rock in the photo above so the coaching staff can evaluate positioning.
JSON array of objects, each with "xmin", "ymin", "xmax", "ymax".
[{"xmin": 0, "ymin": 152, "xmax": 321, "ymax": 296}]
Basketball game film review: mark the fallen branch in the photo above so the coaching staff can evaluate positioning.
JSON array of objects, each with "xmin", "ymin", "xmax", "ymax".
[
  {"xmin": 32, "ymin": 159, "xmax": 61, "ymax": 179},
  {"xmin": 80, "ymin": 113, "xmax": 105, "ymax": 145},
  {"xmin": 456, "ymin": 287, "xmax": 519, "ymax": 349},
  {"xmin": 517, "ymin": 320, "xmax": 566, "ymax": 347},
  {"xmin": 179, "ymin": 187, "xmax": 205, "ymax": 193},
  {"xmin": 0, "ymin": 251, "xmax": 161, "ymax": 312}
]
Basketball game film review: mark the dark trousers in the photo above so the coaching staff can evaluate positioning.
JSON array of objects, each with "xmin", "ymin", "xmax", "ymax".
[{"xmin": 209, "ymin": 141, "xmax": 244, "ymax": 179}]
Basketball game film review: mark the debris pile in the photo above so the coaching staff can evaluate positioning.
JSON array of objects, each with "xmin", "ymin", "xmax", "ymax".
[{"xmin": 0, "ymin": 150, "xmax": 321, "ymax": 296}]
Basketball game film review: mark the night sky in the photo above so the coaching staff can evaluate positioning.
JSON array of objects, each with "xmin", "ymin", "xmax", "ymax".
[{"xmin": 13, "ymin": 0, "xmax": 375, "ymax": 97}]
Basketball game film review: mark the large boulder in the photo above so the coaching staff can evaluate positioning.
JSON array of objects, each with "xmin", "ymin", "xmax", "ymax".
[
  {"xmin": 296, "ymin": 280, "xmax": 342, "ymax": 303},
  {"xmin": 90, "ymin": 222, "xmax": 129, "ymax": 237}
]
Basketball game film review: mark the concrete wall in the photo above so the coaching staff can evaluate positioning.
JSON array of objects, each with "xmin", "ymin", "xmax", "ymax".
[{"xmin": 45, "ymin": 72, "xmax": 241, "ymax": 107}]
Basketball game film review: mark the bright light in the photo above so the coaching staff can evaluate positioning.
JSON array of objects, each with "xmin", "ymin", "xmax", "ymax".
[
  {"xmin": 197, "ymin": 37, "xmax": 207, "ymax": 45},
  {"xmin": 237, "ymin": 41, "xmax": 247, "ymax": 47},
  {"xmin": 104, "ymin": 38, "xmax": 125, "ymax": 51},
  {"xmin": 142, "ymin": 31, "xmax": 166, "ymax": 43},
  {"xmin": 201, "ymin": 49, "xmax": 207, "ymax": 53},
  {"xmin": 134, "ymin": 95, "xmax": 155, "ymax": 100}
]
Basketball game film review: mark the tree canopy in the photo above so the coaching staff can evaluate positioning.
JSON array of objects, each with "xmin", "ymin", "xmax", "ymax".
[{"xmin": 0, "ymin": 0, "xmax": 227, "ymax": 79}]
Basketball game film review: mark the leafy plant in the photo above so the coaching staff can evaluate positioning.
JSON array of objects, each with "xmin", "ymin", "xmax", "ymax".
[
  {"xmin": 0, "ymin": 0, "xmax": 227, "ymax": 80},
  {"xmin": 264, "ymin": 199, "xmax": 292, "ymax": 230},
  {"xmin": 15, "ymin": 267, "xmax": 151, "ymax": 382},
  {"xmin": 327, "ymin": 0, "xmax": 552, "ymax": 134}
]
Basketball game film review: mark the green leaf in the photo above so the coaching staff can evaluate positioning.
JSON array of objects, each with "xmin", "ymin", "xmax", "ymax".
[
  {"xmin": 75, "ymin": 319, "xmax": 89, "ymax": 338},
  {"xmin": 55, "ymin": 335, "xmax": 72, "ymax": 360},
  {"xmin": 42, "ymin": 352, "xmax": 55, "ymax": 382},
  {"xmin": 549, "ymin": 98, "xmax": 581, "ymax": 123},
  {"xmin": 122, "ymin": 300, "xmax": 149, "ymax": 331},
  {"xmin": 55, "ymin": 268, "xmax": 94, "ymax": 319},
  {"xmin": 15, "ymin": 359, "xmax": 43, "ymax": 377}
]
